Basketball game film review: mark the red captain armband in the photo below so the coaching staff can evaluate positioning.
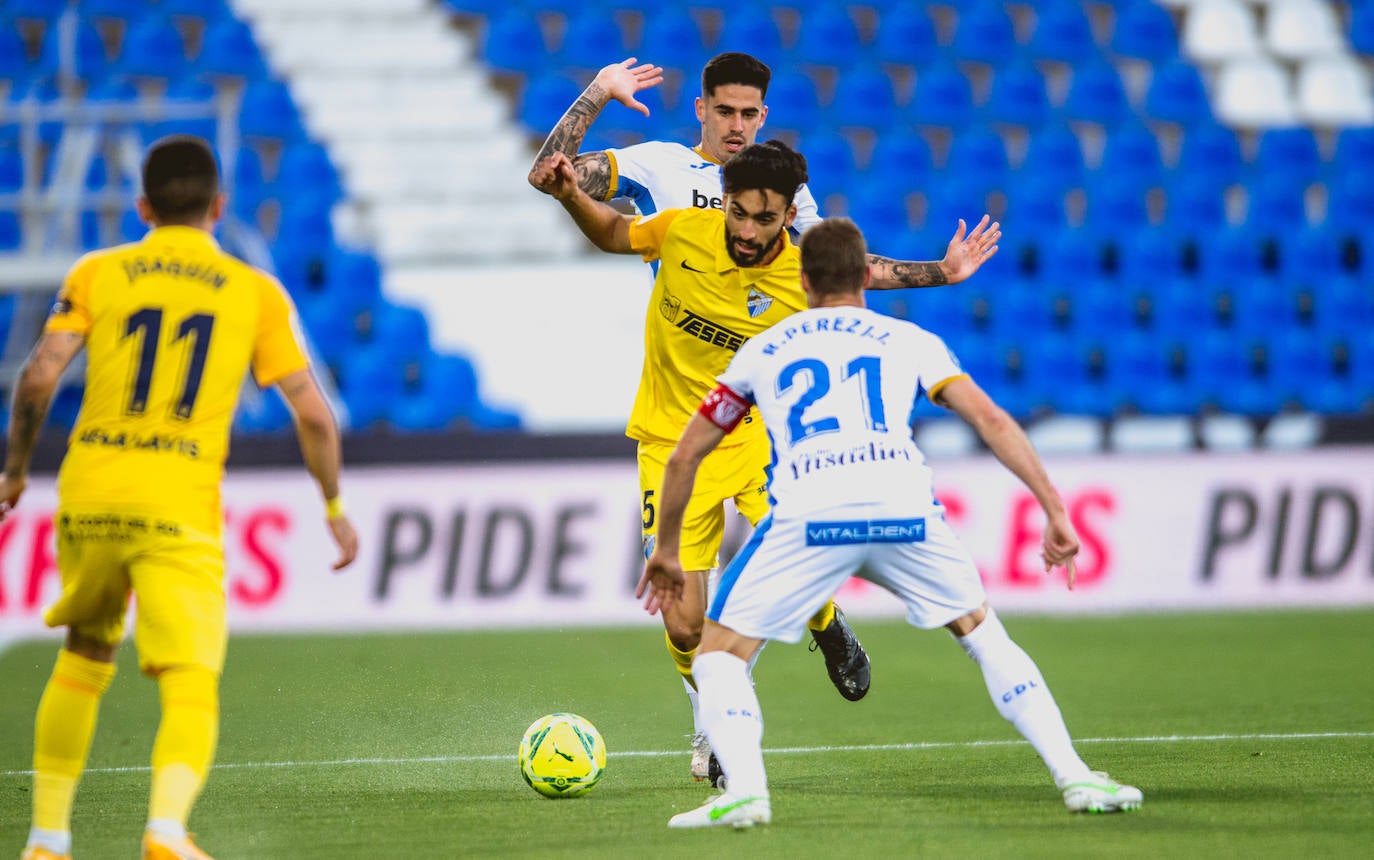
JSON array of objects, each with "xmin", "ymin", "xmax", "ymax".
[{"xmin": 699, "ymin": 384, "xmax": 751, "ymax": 432}]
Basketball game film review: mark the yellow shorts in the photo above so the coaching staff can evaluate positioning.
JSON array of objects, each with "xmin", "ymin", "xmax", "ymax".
[
  {"xmin": 44, "ymin": 508, "xmax": 227, "ymax": 675},
  {"xmin": 639, "ymin": 439, "xmax": 771, "ymax": 572}
]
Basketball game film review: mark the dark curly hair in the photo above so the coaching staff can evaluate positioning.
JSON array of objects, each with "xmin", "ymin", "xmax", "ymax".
[{"xmin": 721, "ymin": 139, "xmax": 809, "ymax": 207}]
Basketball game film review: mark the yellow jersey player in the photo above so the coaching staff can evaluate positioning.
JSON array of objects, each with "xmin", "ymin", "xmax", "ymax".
[{"xmin": 3, "ymin": 135, "xmax": 358, "ymax": 860}]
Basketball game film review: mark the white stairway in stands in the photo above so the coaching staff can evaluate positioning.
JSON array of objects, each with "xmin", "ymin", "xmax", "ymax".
[{"xmin": 229, "ymin": 0, "xmax": 581, "ymax": 264}]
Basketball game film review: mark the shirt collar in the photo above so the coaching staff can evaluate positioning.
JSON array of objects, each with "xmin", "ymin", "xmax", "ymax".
[{"xmin": 144, "ymin": 225, "xmax": 221, "ymax": 250}]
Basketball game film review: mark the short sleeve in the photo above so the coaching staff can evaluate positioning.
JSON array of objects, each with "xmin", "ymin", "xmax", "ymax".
[
  {"xmin": 627, "ymin": 208, "xmax": 682, "ymax": 263},
  {"xmin": 43, "ymin": 255, "xmax": 98, "ymax": 336},
  {"xmin": 918, "ymin": 331, "xmax": 969, "ymax": 402},
  {"xmin": 251, "ymin": 274, "xmax": 310, "ymax": 387}
]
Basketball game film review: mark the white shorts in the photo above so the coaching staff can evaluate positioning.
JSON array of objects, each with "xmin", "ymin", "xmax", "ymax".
[{"xmin": 707, "ymin": 509, "xmax": 987, "ymax": 643}]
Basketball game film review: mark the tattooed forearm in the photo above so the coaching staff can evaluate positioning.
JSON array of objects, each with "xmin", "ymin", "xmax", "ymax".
[
  {"xmin": 530, "ymin": 84, "xmax": 608, "ymax": 169},
  {"xmin": 573, "ymin": 152, "xmax": 612, "ymax": 201},
  {"xmin": 5, "ymin": 332, "xmax": 82, "ymax": 478},
  {"xmin": 865, "ymin": 255, "xmax": 949, "ymax": 290},
  {"xmin": 4, "ymin": 396, "xmax": 49, "ymax": 479}
]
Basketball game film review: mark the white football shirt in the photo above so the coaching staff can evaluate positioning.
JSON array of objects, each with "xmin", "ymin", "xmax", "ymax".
[
  {"xmin": 605, "ymin": 140, "xmax": 822, "ymax": 231},
  {"xmin": 716, "ymin": 305, "xmax": 968, "ymax": 518}
]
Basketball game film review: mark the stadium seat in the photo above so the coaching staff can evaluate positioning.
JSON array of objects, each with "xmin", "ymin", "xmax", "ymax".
[
  {"xmin": 871, "ymin": 4, "xmax": 938, "ymax": 68},
  {"xmin": 119, "ymin": 209, "xmax": 146, "ymax": 243},
  {"xmin": 639, "ymin": 8, "xmax": 712, "ymax": 73},
  {"xmin": 239, "ymin": 77, "xmax": 303, "ymax": 141},
  {"xmin": 1174, "ymin": 122, "xmax": 1242, "ymax": 188},
  {"xmin": 371, "ymin": 303, "xmax": 432, "ymax": 366},
  {"xmin": 1003, "ymin": 175, "xmax": 1067, "ymax": 239},
  {"xmin": 556, "ymin": 10, "xmax": 631, "ymax": 73},
  {"xmin": 160, "ymin": 0, "xmax": 231, "ymax": 23},
  {"xmin": 5, "ymin": 0, "xmax": 66, "ymax": 19},
  {"xmin": 0, "ymin": 25, "xmax": 32, "ymax": 85},
  {"xmin": 1115, "ymin": 226, "xmax": 1178, "ymax": 284},
  {"xmin": 517, "ymin": 73, "xmax": 585, "ymax": 135},
  {"xmin": 984, "ymin": 61, "xmax": 1050, "ymax": 128},
  {"xmin": 195, "ymin": 17, "xmax": 266, "ymax": 77},
  {"xmin": 276, "ymin": 143, "xmax": 343, "ymax": 200},
  {"xmin": 339, "ymin": 347, "xmax": 405, "ymax": 429},
  {"xmin": 844, "ymin": 182, "xmax": 912, "ymax": 234},
  {"xmin": 234, "ymin": 386, "xmax": 293, "ymax": 434},
  {"xmin": 1163, "ymin": 176, "xmax": 1229, "ymax": 235},
  {"xmin": 1264, "ymin": 0, "xmax": 1344, "ymax": 61},
  {"xmin": 1196, "ymin": 227, "xmax": 1261, "ymax": 283},
  {"xmin": 1332, "ymin": 127, "xmax": 1374, "ymax": 175},
  {"xmin": 762, "ymin": 70, "xmax": 821, "ymax": 134},
  {"xmin": 943, "ymin": 126, "xmax": 1008, "ymax": 193},
  {"xmin": 118, "ymin": 17, "xmax": 188, "ymax": 79},
  {"xmin": 1020, "ymin": 124, "xmax": 1085, "ymax": 187},
  {"xmin": 0, "ymin": 211, "xmax": 21, "ymax": 251},
  {"xmin": 798, "ymin": 130, "xmax": 857, "ymax": 197},
  {"xmin": 1039, "ymin": 228, "xmax": 1102, "ymax": 284},
  {"xmin": 1142, "ymin": 60, "xmax": 1211, "ymax": 126},
  {"xmin": 1313, "ymin": 275, "xmax": 1374, "ymax": 337},
  {"xmin": 1110, "ymin": 0, "xmax": 1178, "ymax": 62},
  {"xmin": 1295, "ymin": 56, "xmax": 1374, "ymax": 127},
  {"xmin": 1246, "ymin": 178, "xmax": 1308, "ymax": 236},
  {"xmin": 1062, "ymin": 61, "xmax": 1131, "ymax": 126},
  {"xmin": 716, "ymin": 8, "xmax": 785, "ymax": 62},
  {"xmin": 481, "ymin": 11, "xmax": 547, "ymax": 76},
  {"xmin": 1353, "ymin": 2, "xmax": 1374, "ymax": 55},
  {"xmin": 909, "ymin": 64, "xmax": 973, "ymax": 128},
  {"xmin": 1027, "ymin": 0, "xmax": 1098, "ymax": 65},
  {"xmin": 1097, "ymin": 121, "xmax": 1163, "ymax": 186},
  {"xmin": 1279, "ymin": 225, "xmax": 1341, "ymax": 283},
  {"xmin": 1326, "ymin": 170, "xmax": 1374, "ymax": 232},
  {"xmin": 1253, "ymin": 127, "xmax": 1321, "ymax": 194},
  {"xmin": 830, "ymin": 65, "xmax": 898, "ymax": 132},
  {"xmin": 792, "ymin": 5, "xmax": 862, "ymax": 70},
  {"xmin": 0, "ymin": 147, "xmax": 23, "ymax": 192},
  {"xmin": 952, "ymin": 1, "xmax": 1017, "ymax": 67},
  {"xmin": 35, "ymin": 19, "xmax": 107, "ymax": 80},
  {"xmin": 1182, "ymin": 0, "xmax": 1262, "ymax": 63},
  {"xmin": 1213, "ymin": 57, "xmax": 1297, "ymax": 127},
  {"xmin": 864, "ymin": 129, "xmax": 932, "ymax": 187}
]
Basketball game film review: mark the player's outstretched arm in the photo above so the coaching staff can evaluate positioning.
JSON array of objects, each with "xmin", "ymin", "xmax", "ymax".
[
  {"xmin": 532, "ymin": 151, "xmax": 636, "ymax": 254},
  {"xmin": 866, "ymin": 215, "xmax": 1001, "ymax": 290},
  {"xmin": 526, "ymin": 57, "xmax": 664, "ymax": 201},
  {"xmin": 636, "ymin": 412, "xmax": 727, "ymax": 614},
  {"xmin": 277, "ymin": 368, "xmax": 358, "ymax": 571},
  {"xmin": 936, "ymin": 376, "xmax": 1079, "ymax": 588},
  {"xmin": 0, "ymin": 331, "xmax": 84, "ymax": 519}
]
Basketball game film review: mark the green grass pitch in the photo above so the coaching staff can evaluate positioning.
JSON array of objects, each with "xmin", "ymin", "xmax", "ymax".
[{"xmin": 2, "ymin": 609, "xmax": 1372, "ymax": 858}]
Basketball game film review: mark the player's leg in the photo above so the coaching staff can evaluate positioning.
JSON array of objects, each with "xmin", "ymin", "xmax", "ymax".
[
  {"xmin": 131, "ymin": 520, "xmax": 226, "ymax": 858},
  {"xmin": 730, "ymin": 443, "xmax": 870, "ymax": 701},
  {"xmin": 25, "ymin": 512, "xmax": 128, "ymax": 860}
]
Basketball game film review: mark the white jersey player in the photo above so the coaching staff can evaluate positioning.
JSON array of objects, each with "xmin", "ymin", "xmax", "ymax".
[{"xmin": 639, "ymin": 219, "xmax": 1143, "ymax": 829}]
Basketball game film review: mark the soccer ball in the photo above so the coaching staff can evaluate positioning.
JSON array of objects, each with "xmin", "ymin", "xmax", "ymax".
[{"xmin": 518, "ymin": 712, "xmax": 607, "ymax": 798}]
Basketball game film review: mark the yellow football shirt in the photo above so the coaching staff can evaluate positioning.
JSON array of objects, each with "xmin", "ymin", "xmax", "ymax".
[
  {"xmin": 45, "ymin": 226, "xmax": 309, "ymax": 531},
  {"xmin": 626, "ymin": 207, "xmax": 808, "ymax": 447}
]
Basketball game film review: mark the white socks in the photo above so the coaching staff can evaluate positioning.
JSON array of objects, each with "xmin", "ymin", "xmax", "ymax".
[
  {"xmin": 693, "ymin": 651, "xmax": 768, "ymax": 798},
  {"xmin": 146, "ymin": 818, "xmax": 187, "ymax": 840},
  {"xmin": 956, "ymin": 609, "xmax": 1092, "ymax": 786},
  {"xmin": 26, "ymin": 827, "xmax": 70, "ymax": 855}
]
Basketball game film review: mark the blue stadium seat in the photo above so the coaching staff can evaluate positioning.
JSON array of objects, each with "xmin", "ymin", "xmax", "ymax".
[
  {"xmin": 984, "ymin": 62, "xmax": 1050, "ymax": 128},
  {"xmin": 1246, "ymin": 178, "xmax": 1308, "ymax": 236},
  {"xmin": 1332, "ymin": 127, "xmax": 1374, "ymax": 174},
  {"xmin": 1351, "ymin": 2, "xmax": 1374, "ymax": 55},
  {"xmin": 1098, "ymin": 121, "xmax": 1163, "ymax": 186},
  {"xmin": 952, "ymin": 2, "xmax": 1018, "ymax": 67},
  {"xmin": 325, "ymin": 249, "xmax": 383, "ymax": 317},
  {"xmin": 1003, "ymin": 175, "xmax": 1067, "ymax": 240},
  {"xmin": 1132, "ymin": 379, "xmax": 1198, "ymax": 416},
  {"xmin": 46, "ymin": 386, "xmax": 85, "ymax": 431},
  {"xmin": 276, "ymin": 143, "xmax": 343, "ymax": 199},
  {"xmin": 1077, "ymin": 283, "xmax": 1137, "ymax": 338},
  {"xmin": 557, "ymin": 10, "xmax": 630, "ymax": 73},
  {"xmin": 274, "ymin": 202, "xmax": 334, "ymax": 251},
  {"xmin": 797, "ymin": 130, "xmax": 857, "ymax": 197},
  {"xmin": 716, "ymin": 8, "xmax": 785, "ymax": 62},
  {"xmin": 0, "ymin": 212, "xmax": 21, "ymax": 251},
  {"xmin": 1197, "ymin": 227, "xmax": 1261, "ymax": 283},
  {"xmin": 1028, "ymin": 0, "xmax": 1099, "ymax": 65},
  {"xmin": 1164, "ymin": 175, "xmax": 1228, "ymax": 235},
  {"xmin": 161, "ymin": 0, "xmax": 231, "ymax": 23},
  {"xmin": 195, "ymin": 17, "xmax": 265, "ymax": 77},
  {"xmin": 119, "ymin": 209, "xmax": 146, "ymax": 243},
  {"xmin": 239, "ymin": 78, "xmax": 303, "ymax": 141},
  {"xmin": 83, "ymin": 0, "xmax": 142, "ymax": 21},
  {"xmin": 234, "ymin": 387, "xmax": 293, "ymax": 434},
  {"xmin": 1152, "ymin": 277, "xmax": 1209, "ymax": 334},
  {"xmin": 1116, "ymin": 226, "xmax": 1178, "ymax": 283},
  {"xmin": 372, "ymin": 303, "xmax": 432, "ymax": 367},
  {"xmin": 1175, "ymin": 122, "xmax": 1242, "ymax": 188},
  {"xmin": 1230, "ymin": 278, "xmax": 1290, "ymax": 336},
  {"xmin": 1085, "ymin": 176, "xmax": 1150, "ymax": 232},
  {"xmin": 762, "ymin": 70, "xmax": 821, "ymax": 133},
  {"xmin": 1040, "ymin": 228, "xmax": 1102, "ymax": 284},
  {"xmin": 1279, "ymin": 225, "xmax": 1341, "ymax": 282},
  {"xmin": 340, "ymin": 348, "xmax": 405, "ymax": 429},
  {"xmin": 1193, "ymin": 328, "xmax": 1247, "ymax": 385},
  {"xmin": 0, "ymin": 25, "xmax": 32, "ymax": 85},
  {"xmin": 1313, "ymin": 275, "xmax": 1374, "ymax": 337},
  {"xmin": 0, "ymin": 146, "xmax": 24, "ymax": 192},
  {"xmin": 1020, "ymin": 124, "xmax": 1085, "ymax": 188},
  {"xmin": 1062, "ymin": 60, "xmax": 1131, "ymax": 125},
  {"xmin": 639, "ymin": 8, "xmax": 711, "ymax": 73},
  {"xmin": 481, "ymin": 12, "xmax": 547, "ymax": 76},
  {"xmin": 844, "ymin": 182, "xmax": 912, "ymax": 234},
  {"xmin": 943, "ymin": 126, "xmax": 1008, "ymax": 193},
  {"xmin": 295, "ymin": 294, "xmax": 357, "ymax": 364},
  {"xmin": 872, "ymin": 4, "xmax": 938, "ymax": 68},
  {"xmin": 388, "ymin": 392, "xmax": 458, "ymax": 433},
  {"xmin": 793, "ymin": 5, "xmax": 862, "ymax": 70},
  {"xmin": 1253, "ymin": 127, "xmax": 1322, "ymax": 194},
  {"xmin": 992, "ymin": 280, "xmax": 1056, "ymax": 337},
  {"xmin": 5, "ymin": 0, "xmax": 66, "ymax": 19},
  {"xmin": 517, "ymin": 73, "xmax": 584, "ymax": 135},
  {"xmin": 1110, "ymin": 0, "xmax": 1179, "ymax": 62},
  {"xmin": 865, "ymin": 129, "xmax": 932, "ymax": 187},
  {"xmin": 830, "ymin": 65, "xmax": 898, "ymax": 131},
  {"xmin": 119, "ymin": 18, "xmax": 188, "ymax": 79},
  {"xmin": 922, "ymin": 177, "xmax": 990, "ymax": 239},
  {"xmin": 35, "ymin": 19, "xmax": 107, "ymax": 80},
  {"xmin": 1142, "ymin": 60, "xmax": 1210, "ymax": 125},
  {"xmin": 909, "ymin": 64, "xmax": 973, "ymax": 128},
  {"xmin": 1328, "ymin": 171, "xmax": 1374, "ymax": 232},
  {"xmin": 79, "ymin": 210, "xmax": 103, "ymax": 249}
]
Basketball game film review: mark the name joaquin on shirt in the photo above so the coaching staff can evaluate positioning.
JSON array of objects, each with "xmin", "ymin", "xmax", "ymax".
[{"xmin": 788, "ymin": 441, "xmax": 913, "ymax": 480}]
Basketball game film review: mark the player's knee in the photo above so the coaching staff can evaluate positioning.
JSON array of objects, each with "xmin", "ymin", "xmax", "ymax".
[
  {"xmin": 664, "ymin": 618, "xmax": 704, "ymax": 652},
  {"xmin": 64, "ymin": 629, "xmax": 117, "ymax": 663}
]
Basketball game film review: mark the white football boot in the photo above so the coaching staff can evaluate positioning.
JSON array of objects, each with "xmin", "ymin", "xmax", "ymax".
[
  {"xmin": 1059, "ymin": 771, "xmax": 1144, "ymax": 813},
  {"xmin": 668, "ymin": 792, "xmax": 771, "ymax": 829}
]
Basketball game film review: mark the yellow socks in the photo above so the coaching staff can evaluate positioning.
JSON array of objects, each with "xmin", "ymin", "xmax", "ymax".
[
  {"xmin": 32, "ymin": 649, "xmax": 117, "ymax": 833},
  {"xmin": 665, "ymin": 630, "xmax": 697, "ymax": 689},
  {"xmin": 148, "ymin": 666, "xmax": 219, "ymax": 828},
  {"xmin": 807, "ymin": 600, "xmax": 838, "ymax": 632}
]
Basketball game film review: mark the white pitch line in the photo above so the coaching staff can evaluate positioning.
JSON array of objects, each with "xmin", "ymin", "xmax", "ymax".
[{"xmin": 1, "ymin": 730, "xmax": 1370, "ymax": 779}]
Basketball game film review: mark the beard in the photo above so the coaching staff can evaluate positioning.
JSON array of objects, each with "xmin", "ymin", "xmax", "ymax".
[{"xmin": 725, "ymin": 228, "xmax": 782, "ymax": 267}]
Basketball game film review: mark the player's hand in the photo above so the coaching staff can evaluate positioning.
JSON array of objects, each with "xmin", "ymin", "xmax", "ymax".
[
  {"xmin": 1041, "ymin": 510, "xmax": 1081, "ymax": 590},
  {"xmin": 594, "ymin": 57, "xmax": 665, "ymax": 117},
  {"xmin": 327, "ymin": 514, "xmax": 359, "ymax": 572},
  {"xmin": 636, "ymin": 551, "xmax": 685, "ymax": 616},
  {"xmin": 0, "ymin": 474, "xmax": 24, "ymax": 521},
  {"xmin": 939, "ymin": 215, "xmax": 1001, "ymax": 285},
  {"xmin": 531, "ymin": 152, "xmax": 580, "ymax": 201}
]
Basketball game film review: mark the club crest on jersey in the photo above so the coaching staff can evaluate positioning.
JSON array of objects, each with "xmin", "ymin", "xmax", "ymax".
[
  {"xmin": 747, "ymin": 288, "xmax": 774, "ymax": 318},
  {"xmin": 659, "ymin": 292, "xmax": 682, "ymax": 322}
]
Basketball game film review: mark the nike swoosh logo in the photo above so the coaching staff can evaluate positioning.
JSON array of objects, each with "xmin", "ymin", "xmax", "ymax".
[
  {"xmin": 709, "ymin": 797, "xmax": 762, "ymax": 820},
  {"xmin": 681, "ymin": 260, "xmax": 707, "ymax": 273}
]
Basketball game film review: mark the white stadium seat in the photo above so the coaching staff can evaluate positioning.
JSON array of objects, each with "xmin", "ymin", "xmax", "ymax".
[
  {"xmin": 1182, "ymin": 0, "xmax": 1263, "ymax": 63},
  {"xmin": 1214, "ymin": 57, "xmax": 1298, "ymax": 127},
  {"xmin": 1295, "ymin": 55, "xmax": 1374, "ymax": 126},
  {"xmin": 1264, "ymin": 0, "xmax": 1345, "ymax": 60}
]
